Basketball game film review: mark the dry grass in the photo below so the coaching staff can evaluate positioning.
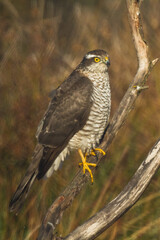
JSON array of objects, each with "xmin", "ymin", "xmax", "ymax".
[{"xmin": 0, "ymin": 0, "xmax": 160, "ymax": 239}]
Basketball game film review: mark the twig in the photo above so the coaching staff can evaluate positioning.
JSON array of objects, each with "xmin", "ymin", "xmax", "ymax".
[{"xmin": 37, "ymin": 0, "xmax": 159, "ymax": 239}]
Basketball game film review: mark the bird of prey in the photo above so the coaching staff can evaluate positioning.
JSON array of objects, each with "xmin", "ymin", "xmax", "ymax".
[{"xmin": 9, "ymin": 49, "xmax": 111, "ymax": 213}]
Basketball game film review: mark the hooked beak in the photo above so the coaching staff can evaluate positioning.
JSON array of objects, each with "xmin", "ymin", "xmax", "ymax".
[
  {"xmin": 106, "ymin": 59, "xmax": 110, "ymax": 67},
  {"xmin": 103, "ymin": 57, "xmax": 110, "ymax": 67},
  {"xmin": 106, "ymin": 57, "xmax": 110, "ymax": 67}
]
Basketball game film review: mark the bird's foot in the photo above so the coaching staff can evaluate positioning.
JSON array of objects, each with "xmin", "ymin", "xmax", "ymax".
[
  {"xmin": 78, "ymin": 149, "xmax": 96, "ymax": 183},
  {"xmin": 90, "ymin": 148, "xmax": 106, "ymax": 156}
]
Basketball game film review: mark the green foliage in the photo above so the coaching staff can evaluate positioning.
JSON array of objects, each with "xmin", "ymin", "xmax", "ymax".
[{"xmin": 0, "ymin": 0, "xmax": 160, "ymax": 239}]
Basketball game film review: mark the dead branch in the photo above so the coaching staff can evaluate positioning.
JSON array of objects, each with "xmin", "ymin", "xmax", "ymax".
[
  {"xmin": 37, "ymin": 0, "xmax": 159, "ymax": 239},
  {"xmin": 64, "ymin": 138, "xmax": 160, "ymax": 240}
]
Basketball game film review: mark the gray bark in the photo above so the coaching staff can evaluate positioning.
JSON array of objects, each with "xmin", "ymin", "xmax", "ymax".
[{"xmin": 64, "ymin": 139, "xmax": 160, "ymax": 240}]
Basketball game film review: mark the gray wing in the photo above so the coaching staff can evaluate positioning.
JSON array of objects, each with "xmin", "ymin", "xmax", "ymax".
[
  {"xmin": 9, "ymin": 71, "xmax": 93, "ymax": 213},
  {"xmin": 37, "ymin": 71, "xmax": 93, "ymax": 178}
]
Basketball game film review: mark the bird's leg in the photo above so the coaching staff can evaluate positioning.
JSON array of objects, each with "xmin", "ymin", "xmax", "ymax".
[
  {"xmin": 78, "ymin": 149, "xmax": 96, "ymax": 183},
  {"xmin": 90, "ymin": 148, "xmax": 106, "ymax": 156}
]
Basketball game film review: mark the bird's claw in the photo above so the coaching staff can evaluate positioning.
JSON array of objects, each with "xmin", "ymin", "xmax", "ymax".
[
  {"xmin": 78, "ymin": 149, "xmax": 97, "ymax": 183},
  {"xmin": 91, "ymin": 148, "xmax": 106, "ymax": 156}
]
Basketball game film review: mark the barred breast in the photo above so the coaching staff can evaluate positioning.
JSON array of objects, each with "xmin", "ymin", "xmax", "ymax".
[{"xmin": 68, "ymin": 71, "xmax": 111, "ymax": 152}]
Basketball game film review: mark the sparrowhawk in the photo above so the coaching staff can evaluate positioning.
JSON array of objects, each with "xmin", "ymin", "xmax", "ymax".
[{"xmin": 9, "ymin": 49, "xmax": 111, "ymax": 213}]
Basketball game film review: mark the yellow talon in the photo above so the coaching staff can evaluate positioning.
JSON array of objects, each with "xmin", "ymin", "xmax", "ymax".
[
  {"xmin": 78, "ymin": 148, "xmax": 106, "ymax": 182},
  {"xmin": 90, "ymin": 151, "xmax": 96, "ymax": 156},
  {"xmin": 91, "ymin": 148, "xmax": 106, "ymax": 156},
  {"xmin": 78, "ymin": 149, "xmax": 96, "ymax": 183}
]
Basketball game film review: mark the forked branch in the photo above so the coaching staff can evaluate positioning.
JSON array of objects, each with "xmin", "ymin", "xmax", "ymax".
[{"xmin": 37, "ymin": 0, "xmax": 159, "ymax": 239}]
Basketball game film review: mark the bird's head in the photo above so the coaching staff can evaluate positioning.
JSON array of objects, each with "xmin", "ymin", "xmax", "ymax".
[{"xmin": 79, "ymin": 49, "xmax": 110, "ymax": 73}]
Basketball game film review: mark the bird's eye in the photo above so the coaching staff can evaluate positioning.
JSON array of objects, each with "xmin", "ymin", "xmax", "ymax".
[
  {"xmin": 105, "ymin": 57, "xmax": 109, "ymax": 61},
  {"xmin": 94, "ymin": 57, "xmax": 100, "ymax": 63}
]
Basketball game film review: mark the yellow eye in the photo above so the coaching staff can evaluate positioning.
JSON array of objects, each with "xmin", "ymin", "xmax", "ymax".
[
  {"xmin": 105, "ymin": 57, "xmax": 109, "ymax": 61},
  {"xmin": 94, "ymin": 57, "xmax": 100, "ymax": 63}
]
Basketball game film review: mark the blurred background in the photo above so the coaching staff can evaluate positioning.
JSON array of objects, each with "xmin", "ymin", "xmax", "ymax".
[{"xmin": 0, "ymin": 0, "xmax": 160, "ymax": 239}]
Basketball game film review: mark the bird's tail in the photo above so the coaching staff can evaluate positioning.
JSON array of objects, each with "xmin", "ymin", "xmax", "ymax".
[{"xmin": 9, "ymin": 144, "xmax": 43, "ymax": 214}]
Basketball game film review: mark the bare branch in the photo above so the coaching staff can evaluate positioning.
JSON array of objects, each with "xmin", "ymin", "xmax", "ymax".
[
  {"xmin": 37, "ymin": 0, "xmax": 159, "ymax": 239},
  {"xmin": 64, "ymin": 139, "xmax": 160, "ymax": 240}
]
